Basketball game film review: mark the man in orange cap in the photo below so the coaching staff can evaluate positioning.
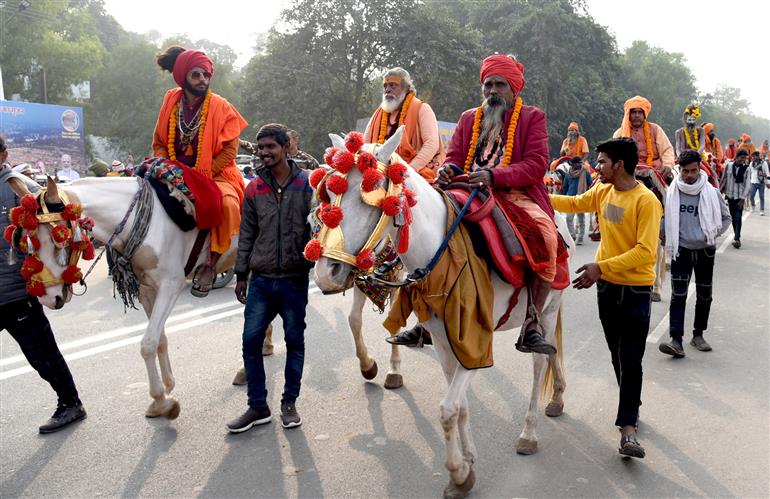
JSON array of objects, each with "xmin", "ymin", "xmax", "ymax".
[
  {"xmin": 152, "ymin": 45, "xmax": 248, "ymax": 297},
  {"xmin": 364, "ymin": 67, "xmax": 444, "ymax": 181},
  {"xmin": 737, "ymin": 133, "xmax": 756, "ymax": 156},
  {"xmin": 560, "ymin": 122, "xmax": 589, "ymax": 161}
]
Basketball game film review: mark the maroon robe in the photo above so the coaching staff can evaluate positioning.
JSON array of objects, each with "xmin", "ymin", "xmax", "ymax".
[{"xmin": 444, "ymin": 104, "xmax": 553, "ymax": 219}]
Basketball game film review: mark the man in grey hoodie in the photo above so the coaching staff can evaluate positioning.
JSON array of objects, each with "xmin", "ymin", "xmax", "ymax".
[{"xmin": 659, "ymin": 149, "xmax": 731, "ymax": 357}]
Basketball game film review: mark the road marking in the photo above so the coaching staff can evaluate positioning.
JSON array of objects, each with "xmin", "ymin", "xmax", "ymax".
[
  {"xmin": 647, "ymin": 210, "xmax": 751, "ymax": 344},
  {"xmin": 0, "ymin": 287, "xmax": 321, "ymax": 380}
]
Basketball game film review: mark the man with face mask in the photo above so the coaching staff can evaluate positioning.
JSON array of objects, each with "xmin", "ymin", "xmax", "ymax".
[
  {"xmin": 152, "ymin": 46, "xmax": 248, "ymax": 297},
  {"xmin": 674, "ymin": 103, "xmax": 706, "ymax": 157},
  {"xmin": 56, "ymin": 154, "xmax": 80, "ymax": 181},
  {"xmin": 658, "ymin": 150, "xmax": 730, "ymax": 358},
  {"xmin": 720, "ymin": 149, "xmax": 752, "ymax": 248}
]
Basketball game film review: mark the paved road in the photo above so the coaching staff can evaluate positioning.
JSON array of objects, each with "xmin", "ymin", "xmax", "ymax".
[{"xmin": 1, "ymin": 211, "xmax": 768, "ymax": 498}]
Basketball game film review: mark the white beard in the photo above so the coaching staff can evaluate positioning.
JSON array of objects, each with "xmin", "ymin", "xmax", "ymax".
[
  {"xmin": 479, "ymin": 99, "xmax": 506, "ymax": 145},
  {"xmin": 380, "ymin": 92, "xmax": 406, "ymax": 114}
]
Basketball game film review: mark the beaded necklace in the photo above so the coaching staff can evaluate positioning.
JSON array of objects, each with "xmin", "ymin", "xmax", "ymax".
[
  {"xmin": 167, "ymin": 90, "xmax": 212, "ymax": 168},
  {"xmin": 463, "ymin": 96, "xmax": 523, "ymax": 171}
]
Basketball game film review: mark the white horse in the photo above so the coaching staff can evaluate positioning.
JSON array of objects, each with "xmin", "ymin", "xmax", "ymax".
[
  {"xmin": 15, "ymin": 176, "xmax": 233, "ymax": 419},
  {"xmin": 313, "ymin": 130, "xmax": 574, "ymax": 498}
]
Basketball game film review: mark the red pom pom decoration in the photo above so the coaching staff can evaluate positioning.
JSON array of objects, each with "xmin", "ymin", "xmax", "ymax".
[
  {"xmin": 380, "ymin": 196, "xmax": 401, "ymax": 217},
  {"xmin": 356, "ymin": 248, "xmax": 376, "ymax": 270},
  {"xmin": 303, "ymin": 239, "xmax": 323, "ymax": 261},
  {"xmin": 21, "ymin": 213, "xmax": 38, "ymax": 231},
  {"xmin": 344, "ymin": 131, "xmax": 365, "ymax": 154},
  {"xmin": 62, "ymin": 265, "xmax": 82, "ymax": 284},
  {"xmin": 356, "ymin": 151, "xmax": 378, "ymax": 173},
  {"xmin": 26, "ymin": 280, "xmax": 47, "ymax": 297},
  {"xmin": 51, "ymin": 225, "xmax": 71, "ymax": 245},
  {"xmin": 309, "ymin": 168, "xmax": 327, "ymax": 190},
  {"xmin": 319, "ymin": 204, "xmax": 344, "ymax": 228},
  {"xmin": 404, "ymin": 188, "xmax": 418, "ymax": 207},
  {"xmin": 324, "ymin": 147, "xmax": 339, "ymax": 166},
  {"xmin": 3, "ymin": 224, "xmax": 16, "ymax": 244},
  {"xmin": 20, "ymin": 194, "xmax": 38, "ymax": 212},
  {"xmin": 21, "ymin": 255, "xmax": 44, "ymax": 279},
  {"xmin": 361, "ymin": 168, "xmax": 384, "ymax": 192},
  {"xmin": 83, "ymin": 241, "xmax": 95, "ymax": 260},
  {"xmin": 70, "ymin": 238, "xmax": 90, "ymax": 252},
  {"xmin": 326, "ymin": 174, "xmax": 349, "ymax": 195},
  {"xmin": 9, "ymin": 206, "xmax": 24, "ymax": 225},
  {"xmin": 79, "ymin": 216, "xmax": 95, "ymax": 232},
  {"xmin": 62, "ymin": 203, "xmax": 83, "ymax": 221},
  {"xmin": 331, "ymin": 150, "xmax": 355, "ymax": 174},
  {"xmin": 386, "ymin": 162, "xmax": 408, "ymax": 184}
]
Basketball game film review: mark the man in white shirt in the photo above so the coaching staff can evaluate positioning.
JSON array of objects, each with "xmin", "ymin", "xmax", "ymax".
[
  {"xmin": 56, "ymin": 154, "xmax": 80, "ymax": 181},
  {"xmin": 748, "ymin": 151, "xmax": 770, "ymax": 215}
]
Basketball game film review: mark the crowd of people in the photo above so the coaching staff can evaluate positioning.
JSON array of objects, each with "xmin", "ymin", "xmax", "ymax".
[{"xmin": 1, "ymin": 47, "xmax": 768, "ymax": 469}]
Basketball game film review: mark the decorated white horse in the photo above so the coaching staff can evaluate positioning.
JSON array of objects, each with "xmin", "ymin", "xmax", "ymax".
[
  {"xmin": 7, "ymin": 173, "xmax": 234, "ymax": 419},
  {"xmin": 310, "ymin": 129, "xmax": 574, "ymax": 498}
]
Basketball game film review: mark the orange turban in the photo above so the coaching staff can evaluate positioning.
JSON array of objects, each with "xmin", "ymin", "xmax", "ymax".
[
  {"xmin": 480, "ymin": 54, "xmax": 525, "ymax": 95},
  {"xmin": 741, "ymin": 133, "xmax": 751, "ymax": 142},
  {"xmin": 619, "ymin": 96, "xmax": 652, "ymax": 137},
  {"xmin": 703, "ymin": 123, "xmax": 714, "ymax": 134},
  {"xmin": 568, "ymin": 122, "xmax": 579, "ymax": 131}
]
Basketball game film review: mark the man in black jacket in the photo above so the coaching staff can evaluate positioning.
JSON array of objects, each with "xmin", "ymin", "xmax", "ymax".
[
  {"xmin": 227, "ymin": 124, "xmax": 314, "ymax": 433},
  {"xmin": 0, "ymin": 134, "xmax": 86, "ymax": 433}
]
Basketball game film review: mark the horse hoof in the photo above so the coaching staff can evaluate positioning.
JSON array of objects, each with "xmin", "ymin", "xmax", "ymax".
[
  {"xmin": 164, "ymin": 398, "xmax": 181, "ymax": 420},
  {"xmin": 262, "ymin": 345, "xmax": 274, "ymax": 356},
  {"xmin": 361, "ymin": 360, "xmax": 378, "ymax": 380},
  {"xmin": 232, "ymin": 367, "xmax": 247, "ymax": 386},
  {"xmin": 545, "ymin": 401, "xmax": 563, "ymax": 417},
  {"xmin": 443, "ymin": 466, "xmax": 475, "ymax": 499},
  {"xmin": 145, "ymin": 402, "xmax": 162, "ymax": 418},
  {"xmin": 516, "ymin": 437, "xmax": 538, "ymax": 455},
  {"xmin": 384, "ymin": 373, "xmax": 403, "ymax": 389}
]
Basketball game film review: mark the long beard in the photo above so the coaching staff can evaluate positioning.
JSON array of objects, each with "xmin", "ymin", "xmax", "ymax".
[
  {"xmin": 381, "ymin": 92, "xmax": 405, "ymax": 114},
  {"xmin": 567, "ymin": 132, "xmax": 578, "ymax": 144},
  {"xmin": 479, "ymin": 96, "xmax": 507, "ymax": 145}
]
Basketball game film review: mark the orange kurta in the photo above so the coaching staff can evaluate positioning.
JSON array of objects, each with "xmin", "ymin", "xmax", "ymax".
[
  {"xmin": 560, "ymin": 136, "xmax": 589, "ymax": 158},
  {"xmin": 153, "ymin": 88, "xmax": 248, "ymax": 254}
]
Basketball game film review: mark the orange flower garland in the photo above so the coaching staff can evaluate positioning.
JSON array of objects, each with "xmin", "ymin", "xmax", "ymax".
[
  {"xmin": 377, "ymin": 92, "xmax": 414, "ymax": 144},
  {"xmin": 643, "ymin": 121, "xmax": 654, "ymax": 166},
  {"xmin": 463, "ymin": 96, "xmax": 523, "ymax": 171},
  {"xmin": 167, "ymin": 90, "xmax": 212, "ymax": 169},
  {"xmin": 684, "ymin": 127, "xmax": 699, "ymax": 150}
]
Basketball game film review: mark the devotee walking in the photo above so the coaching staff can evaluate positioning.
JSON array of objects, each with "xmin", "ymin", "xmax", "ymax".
[
  {"xmin": 0, "ymin": 134, "xmax": 87, "ymax": 433},
  {"xmin": 152, "ymin": 45, "xmax": 248, "ymax": 297},
  {"xmin": 658, "ymin": 150, "xmax": 730, "ymax": 358},
  {"xmin": 227, "ymin": 124, "xmax": 313, "ymax": 433},
  {"xmin": 550, "ymin": 137, "xmax": 661, "ymax": 459},
  {"xmin": 436, "ymin": 53, "xmax": 559, "ymax": 355},
  {"xmin": 748, "ymin": 151, "xmax": 769, "ymax": 215},
  {"xmin": 720, "ymin": 149, "xmax": 752, "ymax": 248}
]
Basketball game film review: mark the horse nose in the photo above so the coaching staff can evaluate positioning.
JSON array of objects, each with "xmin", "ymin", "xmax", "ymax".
[
  {"xmin": 54, "ymin": 296, "xmax": 65, "ymax": 309},
  {"xmin": 330, "ymin": 261, "xmax": 346, "ymax": 280}
]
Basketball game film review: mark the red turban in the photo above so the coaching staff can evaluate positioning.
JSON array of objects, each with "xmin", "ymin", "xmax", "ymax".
[
  {"xmin": 172, "ymin": 49, "xmax": 214, "ymax": 88},
  {"xmin": 480, "ymin": 54, "xmax": 525, "ymax": 95}
]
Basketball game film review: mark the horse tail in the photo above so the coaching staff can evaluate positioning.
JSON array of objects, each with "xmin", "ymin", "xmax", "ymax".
[{"xmin": 539, "ymin": 302, "xmax": 564, "ymax": 401}]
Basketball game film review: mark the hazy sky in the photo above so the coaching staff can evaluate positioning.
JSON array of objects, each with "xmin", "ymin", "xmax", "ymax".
[{"xmin": 103, "ymin": 0, "xmax": 769, "ymax": 124}]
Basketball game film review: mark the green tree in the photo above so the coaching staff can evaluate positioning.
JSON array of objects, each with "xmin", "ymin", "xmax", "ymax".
[{"xmin": 700, "ymin": 85, "xmax": 769, "ymax": 144}]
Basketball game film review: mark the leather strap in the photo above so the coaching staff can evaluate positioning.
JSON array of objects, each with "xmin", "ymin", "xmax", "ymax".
[{"xmin": 184, "ymin": 229, "xmax": 210, "ymax": 276}]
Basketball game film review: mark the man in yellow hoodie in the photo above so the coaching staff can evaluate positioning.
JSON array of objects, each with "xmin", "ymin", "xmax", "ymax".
[{"xmin": 550, "ymin": 137, "xmax": 662, "ymax": 460}]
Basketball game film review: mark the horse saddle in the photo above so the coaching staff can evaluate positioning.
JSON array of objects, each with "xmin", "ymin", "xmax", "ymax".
[{"xmin": 443, "ymin": 179, "xmax": 569, "ymax": 291}]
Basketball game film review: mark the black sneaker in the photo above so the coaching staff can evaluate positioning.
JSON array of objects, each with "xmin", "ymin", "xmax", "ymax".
[
  {"xmin": 280, "ymin": 402, "xmax": 302, "ymax": 429},
  {"xmin": 690, "ymin": 336, "xmax": 712, "ymax": 352},
  {"xmin": 226, "ymin": 407, "xmax": 272, "ymax": 433},
  {"xmin": 659, "ymin": 339, "xmax": 685, "ymax": 358},
  {"xmin": 732, "ymin": 239, "xmax": 741, "ymax": 249},
  {"xmin": 39, "ymin": 403, "xmax": 87, "ymax": 434},
  {"xmin": 385, "ymin": 325, "xmax": 432, "ymax": 347}
]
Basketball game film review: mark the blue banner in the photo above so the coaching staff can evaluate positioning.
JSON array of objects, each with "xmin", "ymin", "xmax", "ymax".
[{"xmin": 0, "ymin": 100, "xmax": 86, "ymax": 176}]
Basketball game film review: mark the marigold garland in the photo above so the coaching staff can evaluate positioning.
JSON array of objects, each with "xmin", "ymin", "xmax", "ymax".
[
  {"xmin": 464, "ymin": 97, "xmax": 523, "ymax": 171},
  {"xmin": 167, "ymin": 90, "xmax": 212, "ymax": 169},
  {"xmin": 684, "ymin": 128, "xmax": 699, "ymax": 150},
  {"xmin": 377, "ymin": 92, "xmax": 414, "ymax": 144},
  {"xmin": 643, "ymin": 121, "xmax": 654, "ymax": 166}
]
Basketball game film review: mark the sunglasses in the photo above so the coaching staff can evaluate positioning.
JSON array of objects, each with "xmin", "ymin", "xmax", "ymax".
[{"xmin": 189, "ymin": 70, "xmax": 211, "ymax": 80}]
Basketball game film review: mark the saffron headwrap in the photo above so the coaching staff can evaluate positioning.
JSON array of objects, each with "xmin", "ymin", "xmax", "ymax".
[
  {"xmin": 619, "ymin": 95, "xmax": 652, "ymax": 137},
  {"xmin": 172, "ymin": 49, "xmax": 215, "ymax": 88},
  {"xmin": 741, "ymin": 132, "xmax": 751, "ymax": 142},
  {"xmin": 703, "ymin": 122, "xmax": 714, "ymax": 135},
  {"xmin": 480, "ymin": 54, "xmax": 525, "ymax": 95},
  {"xmin": 568, "ymin": 122, "xmax": 579, "ymax": 131}
]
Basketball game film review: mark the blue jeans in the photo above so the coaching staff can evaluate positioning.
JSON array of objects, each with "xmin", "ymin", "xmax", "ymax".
[
  {"xmin": 597, "ymin": 280, "xmax": 652, "ymax": 427},
  {"xmin": 749, "ymin": 183, "xmax": 765, "ymax": 211},
  {"xmin": 669, "ymin": 247, "xmax": 715, "ymax": 339},
  {"xmin": 242, "ymin": 275, "xmax": 309, "ymax": 410}
]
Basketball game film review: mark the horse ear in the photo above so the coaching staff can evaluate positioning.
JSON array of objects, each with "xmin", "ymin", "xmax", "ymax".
[
  {"xmin": 375, "ymin": 125, "xmax": 404, "ymax": 164},
  {"xmin": 328, "ymin": 133, "xmax": 346, "ymax": 150},
  {"xmin": 45, "ymin": 176, "xmax": 61, "ymax": 204}
]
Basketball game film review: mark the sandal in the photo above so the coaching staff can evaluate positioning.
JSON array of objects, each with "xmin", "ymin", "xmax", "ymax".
[
  {"xmin": 619, "ymin": 433, "xmax": 645, "ymax": 459},
  {"xmin": 191, "ymin": 265, "xmax": 215, "ymax": 298}
]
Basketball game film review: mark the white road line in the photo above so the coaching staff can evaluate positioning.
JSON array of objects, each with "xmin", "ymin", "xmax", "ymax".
[
  {"xmin": 0, "ymin": 287, "xmax": 321, "ymax": 380},
  {"xmin": 647, "ymin": 210, "xmax": 751, "ymax": 344}
]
